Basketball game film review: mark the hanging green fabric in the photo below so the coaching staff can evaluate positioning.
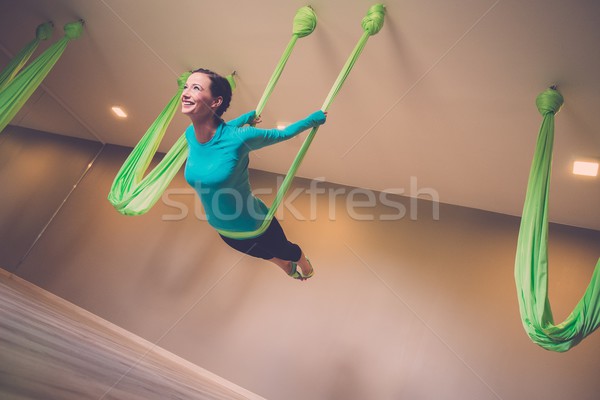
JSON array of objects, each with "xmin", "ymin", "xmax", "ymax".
[
  {"xmin": 0, "ymin": 20, "xmax": 83, "ymax": 133},
  {"xmin": 108, "ymin": 72, "xmax": 191, "ymax": 215},
  {"xmin": 254, "ymin": 5, "xmax": 317, "ymax": 116},
  {"xmin": 0, "ymin": 22, "xmax": 53, "ymax": 92},
  {"xmin": 216, "ymin": 4, "xmax": 386, "ymax": 239},
  {"xmin": 514, "ymin": 87, "xmax": 600, "ymax": 352},
  {"xmin": 108, "ymin": 5, "xmax": 317, "ymax": 216}
]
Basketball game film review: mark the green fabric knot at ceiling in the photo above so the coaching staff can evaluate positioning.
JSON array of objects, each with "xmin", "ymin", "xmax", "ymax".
[
  {"xmin": 177, "ymin": 71, "xmax": 192, "ymax": 89},
  {"xmin": 361, "ymin": 4, "xmax": 386, "ymax": 35},
  {"xmin": 64, "ymin": 20, "xmax": 84, "ymax": 40},
  {"xmin": 0, "ymin": 22, "xmax": 54, "ymax": 92},
  {"xmin": 36, "ymin": 22, "xmax": 54, "ymax": 40},
  {"xmin": 514, "ymin": 87, "xmax": 600, "ymax": 352},
  {"xmin": 320, "ymin": 3, "xmax": 386, "ymax": 111},
  {"xmin": 226, "ymin": 72, "xmax": 236, "ymax": 90},
  {"xmin": 254, "ymin": 5, "xmax": 318, "ymax": 116},
  {"xmin": 292, "ymin": 6, "xmax": 317, "ymax": 37},
  {"xmin": 536, "ymin": 87, "xmax": 563, "ymax": 115}
]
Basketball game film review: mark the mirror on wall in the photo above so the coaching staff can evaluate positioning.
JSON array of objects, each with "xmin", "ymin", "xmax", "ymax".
[{"xmin": 0, "ymin": 33, "xmax": 104, "ymax": 272}]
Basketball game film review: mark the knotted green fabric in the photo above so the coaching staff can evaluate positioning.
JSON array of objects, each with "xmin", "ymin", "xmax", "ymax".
[
  {"xmin": 322, "ymin": 4, "xmax": 385, "ymax": 109},
  {"xmin": 0, "ymin": 22, "xmax": 53, "ymax": 92},
  {"xmin": 109, "ymin": 4, "xmax": 385, "ymax": 237},
  {"xmin": 108, "ymin": 6, "xmax": 317, "ymax": 216},
  {"xmin": 254, "ymin": 6, "xmax": 317, "ymax": 116},
  {"xmin": 216, "ymin": 4, "xmax": 386, "ymax": 239},
  {"xmin": 515, "ymin": 87, "xmax": 600, "ymax": 352},
  {"xmin": 0, "ymin": 20, "xmax": 83, "ymax": 133},
  {"xmin": 108, "ymin": 72, "xmax": 191, "ymax": 215}
]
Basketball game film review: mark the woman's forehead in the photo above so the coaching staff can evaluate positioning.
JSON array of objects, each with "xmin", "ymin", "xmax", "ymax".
[{"xmin": 187, "ymin": 72, "xmax": 210, "ymax": 85}]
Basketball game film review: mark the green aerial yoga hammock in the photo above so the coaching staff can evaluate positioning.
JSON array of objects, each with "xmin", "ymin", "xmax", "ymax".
[
  {"xmin": 108, "ymin": 71, "xmax": 192, "ymax": 215},
  {"xmin": 514, "ymin": 87, "xmax": 600, "ymax": 352},
  {"xmin": 0, "ymin": 22, "xmax": 53, "ymax": 92},
  {"xmin": 108, "ymin": 5, "xmax": 318, "ymax": 215},
  {"xmin": 0, "ymin": 20, "xmax": 83, "ymax": 133},
  {"xmin": 109, "ymin": 4, "xmax": 385, "ymax": 239},
  {"xmin": 216, "ymin": 4, "xmax": 386, "ymax": 239}
]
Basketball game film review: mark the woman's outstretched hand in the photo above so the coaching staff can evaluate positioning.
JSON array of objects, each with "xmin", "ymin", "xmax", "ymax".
[
  {"xmin": 308, "ymin": 110, "xmax": 327, "ymax": 127},
  {"xmin": 251, "ymin": 114, "xmax": 262, "ymax": 125}
]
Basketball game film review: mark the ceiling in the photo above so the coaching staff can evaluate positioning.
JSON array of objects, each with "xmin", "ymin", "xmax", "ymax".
[{"xmin": 1, "ymin": 0, "xmax": 599, "ymax": 231}]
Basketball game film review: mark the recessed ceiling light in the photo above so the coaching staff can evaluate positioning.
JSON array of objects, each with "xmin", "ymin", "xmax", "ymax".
[
  {"xmin": 111, "ymin": 106, "xmax": 127, "ymax": 118},
  {"xmin": 572, "ymin": 160, "xmax": 599, "ymax": 177},
  {"xmin": 276, "ymin": 122, "xmax": 288, "ymax": 130}
]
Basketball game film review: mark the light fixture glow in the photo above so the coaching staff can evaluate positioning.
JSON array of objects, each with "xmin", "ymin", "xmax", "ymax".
[
  {"xmin": 276, "ymin": 121, "xmax": 289, "ymax": 130},
  {"xmin": 111, "ymin": 106, "xmax": 127, "ymax": 118},
  {"xmin": 572, "ymin": 160, "xmax": 599, "ymax": 177}
]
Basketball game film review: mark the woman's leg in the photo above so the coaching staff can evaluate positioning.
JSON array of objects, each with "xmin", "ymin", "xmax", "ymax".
[
  {"xmin": 267, "ymin": 257, "xmax": 294, "ymax": 275},
  {"xmin": 257, "ymin": 218, "xmax": 314, "ymax": 279},
  {"xmin": 219, "ymin": 217, "xmax": 314, "ymax": 279},
  {"xmin": 219, "ymin": 232, "xmax": 299, "ymax": 277}
]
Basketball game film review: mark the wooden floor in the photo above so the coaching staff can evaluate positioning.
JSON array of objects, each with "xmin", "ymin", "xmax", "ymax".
[{"xmin": 0, "ymin": 269, "xmax": 263, "ymax": 400}]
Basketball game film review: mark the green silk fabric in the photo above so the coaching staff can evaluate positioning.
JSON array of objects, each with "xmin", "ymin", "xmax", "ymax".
[
  {"xmin": 0, "ymin": 22, "xmax": 53, "ymax": 92},
  {"xmin": 515, "ymin": 88, "xmax": 600, "ymax": 352},
  {"xmin": 108, "ymin": 72, "xmax": 191, "ymax": 215},
  {"xmin": 108, "ymin": 4, "xmax": 386, "ymax": 240},
  {"xmin": 254, "ymin": 5, "xmax": 317, "ymax": 116},
  {"xmin": 216, "ymin": 4, "xmax": 386, "ymax": 239},
  {"xmin": 0, "ymin": 21, "xmax": 83, "ymax": 133},
  {"xmin": 108, "ymin": 6, "xmax": 317, "ymax": 216}
]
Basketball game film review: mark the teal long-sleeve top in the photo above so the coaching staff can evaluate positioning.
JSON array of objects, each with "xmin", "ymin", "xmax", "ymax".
[{"xmin": 184, "ymin": 110, "xmax": 325, "ymax": 236}]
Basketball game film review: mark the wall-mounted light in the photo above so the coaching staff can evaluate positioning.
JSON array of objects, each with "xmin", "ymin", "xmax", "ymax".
[
  {"xmin": 111, "ymin": 106, "xmax": 127, "ymax": 118},
  {"xmin": 572, "ymin": 160, "xmax": 599, "ymax": 177}
]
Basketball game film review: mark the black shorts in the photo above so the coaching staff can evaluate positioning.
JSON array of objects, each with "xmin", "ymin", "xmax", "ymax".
[{"xmin": 219, "ymin": 217, "xmax": 302, "ymax": 262}]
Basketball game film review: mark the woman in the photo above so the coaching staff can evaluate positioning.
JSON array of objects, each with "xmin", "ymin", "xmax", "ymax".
[{"xmin": 182, "ymin": 68, "xmax": 326, "ymax": 280}]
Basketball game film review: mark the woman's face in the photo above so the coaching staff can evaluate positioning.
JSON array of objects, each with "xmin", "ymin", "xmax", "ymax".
[{"xmin": 181, "ymin": 73, "xmax": 222, "ymax": 118}]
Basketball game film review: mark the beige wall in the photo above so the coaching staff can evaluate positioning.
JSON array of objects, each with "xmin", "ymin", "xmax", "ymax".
[
  {"xmin": 0, "ymin": 125, "xmax": 103, "ymax": 269},
  {"xmin": 2, "ymin": 127, "xmax": 600, "ymax": 400}
]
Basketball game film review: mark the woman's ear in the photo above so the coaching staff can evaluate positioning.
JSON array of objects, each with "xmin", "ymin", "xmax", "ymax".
[{"xmin": 211, "ymin": 96, "xmax": 223, "ymax": 111}]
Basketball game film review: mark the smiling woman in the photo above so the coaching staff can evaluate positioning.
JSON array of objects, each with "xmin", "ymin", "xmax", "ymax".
[
  {"xmin": 181, "ymin": 67, "xmax": 326, "ymax": 280},
  {"xmin": 107, "ymin": 4, "xmax": 386, "ymax": 281},
  {"xmin": 107, "ymin": 6, "xmax": 318, "ymax": 219}
]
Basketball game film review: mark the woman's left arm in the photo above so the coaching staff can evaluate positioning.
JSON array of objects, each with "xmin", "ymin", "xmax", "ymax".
[
  {"xmin": 244, "ymin": 110, "xmax": 327, "ymax": 150},
  {"xmin": 227, "ymin": 110, "xmax": 258, "ymax": 127}
]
